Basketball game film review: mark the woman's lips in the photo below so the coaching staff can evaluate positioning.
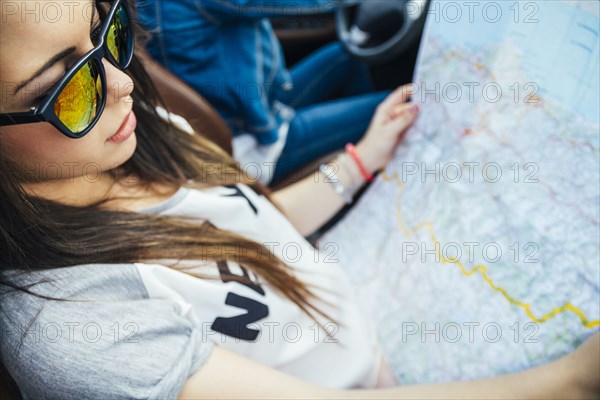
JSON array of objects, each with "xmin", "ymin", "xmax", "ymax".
[{"xmin": 107, "ymin": 111, "xmax": 137, "ymax": 143}]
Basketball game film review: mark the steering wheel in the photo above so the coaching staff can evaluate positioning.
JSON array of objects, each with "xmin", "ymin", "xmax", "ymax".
[{"xmin": 336, "ymin": 0, "xmax": 430, "ymax": 64}]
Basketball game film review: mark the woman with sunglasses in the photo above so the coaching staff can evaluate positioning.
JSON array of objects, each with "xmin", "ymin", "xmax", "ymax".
[{"xmin": 0, "ymin": 1, "xmax": 598, "ymax": 399}]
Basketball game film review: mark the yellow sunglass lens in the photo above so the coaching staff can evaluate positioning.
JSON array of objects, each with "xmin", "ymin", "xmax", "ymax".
[
  {"xmin": 54, "ymin": 61, "xmax": 102, "ymax": 134},
  {"xmin": 107, "ymin": 6, "xmax": 129, "ymax": 65},
  {"xmin": 107, "ymin": 20, "xmax": 119, "ymax": 62}
]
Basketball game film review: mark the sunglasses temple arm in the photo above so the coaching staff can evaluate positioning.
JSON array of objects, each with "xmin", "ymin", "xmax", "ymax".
[{"xmin": 0, "ymin": 113, "xmax": 45, "ymax": 126}]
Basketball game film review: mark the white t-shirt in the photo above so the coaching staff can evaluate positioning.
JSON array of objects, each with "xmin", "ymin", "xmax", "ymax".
[{"xmin": 1, "ymin": 183, "xmax": 385, "ymax": 399}]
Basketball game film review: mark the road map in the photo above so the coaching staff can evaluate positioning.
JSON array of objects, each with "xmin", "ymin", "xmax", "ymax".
[{"xmin": 320, "ymin": 0, "xmax": 600, "ymax": 383}]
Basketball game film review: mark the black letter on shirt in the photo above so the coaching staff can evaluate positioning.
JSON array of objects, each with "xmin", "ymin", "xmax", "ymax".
[
  {"xmin": 211, "ymin": 293, "xmax": 269, "ymax": 341},
  {"xmin": 217, "ymin": 261, "xmax": 265, "ymax": 296},
  {"xmin": 223, "ymin": 185, "xmax": 258, "ymax": 215}
]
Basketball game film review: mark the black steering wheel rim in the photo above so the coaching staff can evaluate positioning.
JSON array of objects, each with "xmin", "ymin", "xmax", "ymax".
[{"xmin": 336, "ymin": 0, "xmax": 430, "ymax": 65}]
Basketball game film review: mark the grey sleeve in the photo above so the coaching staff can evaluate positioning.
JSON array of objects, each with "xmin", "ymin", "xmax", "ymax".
[{"xmin": 0, "ymin": 265, "xmax": 215, "ymax": 400}]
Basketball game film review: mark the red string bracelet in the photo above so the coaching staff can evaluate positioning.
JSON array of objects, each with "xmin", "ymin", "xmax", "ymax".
[{"xmin": 345, "ymin": 143, "xmax": 374, "ymax": 183}]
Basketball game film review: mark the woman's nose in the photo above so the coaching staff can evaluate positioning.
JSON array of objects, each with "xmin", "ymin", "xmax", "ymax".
[{"xmin": 103, "ymin": 58, "xmax": 134, "ymax": 104}]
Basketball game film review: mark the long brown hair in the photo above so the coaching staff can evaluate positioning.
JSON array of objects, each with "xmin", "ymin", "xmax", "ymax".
[{"xmin": 0, "ymin": 1, "xmax": 333, "ymax": 327}]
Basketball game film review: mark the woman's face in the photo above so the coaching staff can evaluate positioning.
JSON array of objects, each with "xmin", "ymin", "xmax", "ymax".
[{"xmin": 0, "ymin": 0, "xmax": 137, "ymax": 182}]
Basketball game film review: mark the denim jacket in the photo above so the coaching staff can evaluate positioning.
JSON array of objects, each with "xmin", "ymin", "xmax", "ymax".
[{"xmin": 136, "ymin": 0, "xmax": 336, "ymax": 145}]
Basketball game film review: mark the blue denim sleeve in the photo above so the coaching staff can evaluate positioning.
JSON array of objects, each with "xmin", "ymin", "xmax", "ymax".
[{"xmin": 196, "ymin": 0, "xmax": 340, "ymax": 20}]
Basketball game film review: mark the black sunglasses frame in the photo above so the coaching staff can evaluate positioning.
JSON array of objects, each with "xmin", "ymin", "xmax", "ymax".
[{"xmin": 0, "ymin": 0, "xmax": 134, "ymax": 139}]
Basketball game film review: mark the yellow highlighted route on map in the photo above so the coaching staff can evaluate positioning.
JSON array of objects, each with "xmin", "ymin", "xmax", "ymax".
[{"xmin": 382, "ymin": 171, "xmax": 600, "ymax": 329}]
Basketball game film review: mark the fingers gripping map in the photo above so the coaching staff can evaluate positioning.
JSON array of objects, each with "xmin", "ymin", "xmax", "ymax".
[{"xmin": 321, "ymin": 0, "xmax": 600, "ymax": 383}]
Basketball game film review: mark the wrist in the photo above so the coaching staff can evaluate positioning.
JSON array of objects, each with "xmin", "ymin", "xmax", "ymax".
[
  {"xmin": 354, "ymin": 141, "xmax": 380, "ymax": 175},
  {"xmin": 334, "ymin": 153, "xmax": 364, "ymax": 196},
  {"xmin": 319, "ymin": 163, "xmax": 353, "ymax": 205}
]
